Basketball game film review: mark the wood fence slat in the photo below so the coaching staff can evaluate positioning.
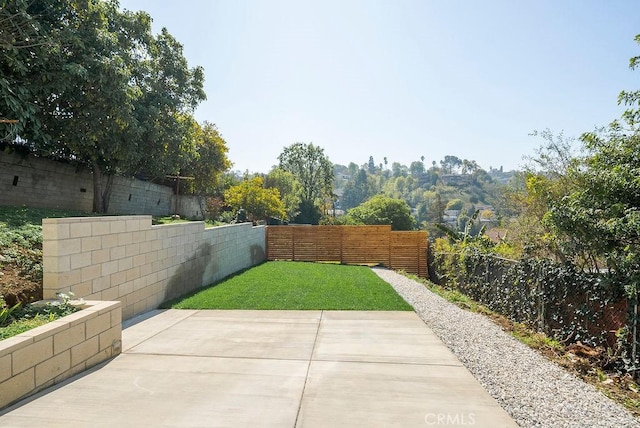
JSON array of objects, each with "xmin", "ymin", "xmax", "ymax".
[{"xmin": 265, "ymin": 225, "xmax": 428, "ymax": 277}]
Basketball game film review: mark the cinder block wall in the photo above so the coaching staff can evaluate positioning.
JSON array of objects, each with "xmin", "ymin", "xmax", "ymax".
[
  {"xmin": 0, "ymin": 151, "xmax": 203, "ymax": 219},
  {"xmin": 0, "ymin": 300, "xmax": 122, "ymax": 409},
  {"xmin": 42, "ymin": 216, "xmax": 266, "ymax": 320},
  {"xmin": 108, "ymin": 177, "xmax": 174, "ymax": 217},
  {"xmin": 0, "ymin": 151, "xmax": 94, "ymax": 211},
  {"xmin": 177, "ymin": 196, "xmax": 204, "ymax": 220}
]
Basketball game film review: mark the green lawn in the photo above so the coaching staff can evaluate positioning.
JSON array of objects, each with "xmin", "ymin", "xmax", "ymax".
[{"xmin": 165, "ymin": 261, "xmax": 413, "ymax": 310}]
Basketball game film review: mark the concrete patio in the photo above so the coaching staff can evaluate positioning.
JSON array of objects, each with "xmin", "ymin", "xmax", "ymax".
[{"xmin": 0, "ymin": 310, "xmax": 517, "ymax": 427}]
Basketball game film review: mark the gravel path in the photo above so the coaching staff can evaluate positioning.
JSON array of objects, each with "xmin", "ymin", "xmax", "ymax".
[{"xmin": 373, "ymin": 267, "xmax": 640, "ymax": 428}]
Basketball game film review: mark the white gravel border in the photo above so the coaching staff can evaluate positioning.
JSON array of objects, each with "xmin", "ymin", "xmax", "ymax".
[{"xmin": 373, "ymin": 267, "xmax": 640, "ymax": 428}]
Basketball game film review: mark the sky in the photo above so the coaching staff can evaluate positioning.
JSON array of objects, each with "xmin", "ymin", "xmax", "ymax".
[{"xmin": 118, "ymin": 0, "xmax": 640, "ymax": 174}]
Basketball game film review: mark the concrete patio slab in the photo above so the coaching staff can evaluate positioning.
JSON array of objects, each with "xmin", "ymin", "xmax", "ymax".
[
  {"xmin": 0, "ymin": 354, "xmax": 307, "ymax": 427},
  {"xmin": 297, "ymin": 360, "xmax": 515, "ymax": 428},
  {"xmin": 121, "ymin": 309, "xmax": 197, "ymax": 352},
  {"xmin": 313, "ymin": 311, "xmax": 460, "ymax": 365},
  {"xmin": 0, "ymin": 310, "xmax": 517, "ymax": 427},
  {"xmin": 127, "ymin": 311, "xmax": 321, "ymax": 360}
]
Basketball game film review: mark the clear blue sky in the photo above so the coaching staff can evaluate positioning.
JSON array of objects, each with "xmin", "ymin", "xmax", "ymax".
[{"xmin": 119, "ymin": 0, "xmax": 639, "ymax": 173}]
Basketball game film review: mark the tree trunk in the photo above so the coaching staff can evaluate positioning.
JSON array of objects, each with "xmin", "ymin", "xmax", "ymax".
[{"xmin": 92, "ymin": 161, "xmax": 114, "ymax": 213}]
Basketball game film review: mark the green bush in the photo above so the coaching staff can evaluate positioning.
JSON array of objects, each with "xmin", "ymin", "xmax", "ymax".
[{"xmin": 345, "ymin": 195, "xmax": 415, "ymax": 230}]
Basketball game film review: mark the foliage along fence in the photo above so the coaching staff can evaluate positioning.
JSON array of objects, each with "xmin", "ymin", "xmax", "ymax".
[
  {"xmin": 266, "ymin": 225, "xmax": 428, "ymax": 278},
  {"xmin": 431, "ymin": 249, "xmax": 629, "ymax": 349}
]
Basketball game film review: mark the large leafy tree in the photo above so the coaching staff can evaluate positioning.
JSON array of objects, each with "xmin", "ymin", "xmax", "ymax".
[
  {"xmin": 439, "ymin": 155, "xmax": 462, "ymax": 174},
  {"xmin": 182, "ymin": 121, "xmax": 232, "ymax": 195},
  {"xmin": 1, "ymin": 0, "xmax": 205, "ymax": 212},
  {"xmin": 409, "ymin": 160, "xmax": 425, "ymax": 176},
  {"xmin": 224, "ymin": 176, "xmax": 285, "ymax": 223},
  {"xmin": 0, "ymin": 0, "xmax": 67, "ymax": 141},
  {"xmin": 546, "ymin": 128, "xmax": 640, "ymax": 276},
  {"xmin": 346, "ymin": 195, "xmax": 415, "ymax": 230},
  {"xmin": 543, "ymin": 34, "xmax": 640, "ymax": 292},
  {"xmin": 278, "ymin": 142, "xmax": 333, "ymax": 224}
]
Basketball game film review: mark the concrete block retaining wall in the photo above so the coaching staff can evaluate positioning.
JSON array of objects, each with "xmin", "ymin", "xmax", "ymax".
[
  {"xmin": 0, "ymin": 150, "xmax": 203, "ymax": 219},
  {"xmin": 0, "ymin": 150, "xmax": 94, "ymax": 212},
  {"xmin": 42, "ymin": 217, "xmax": 266, "ymax": 320},
  {"xmin": 0, "ymin": 300, "xmax": 122, "ymax": 409}
]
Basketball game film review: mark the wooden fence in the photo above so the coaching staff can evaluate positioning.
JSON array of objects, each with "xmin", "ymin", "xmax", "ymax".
[{"xmin": 266, "ymin": 225, "xmax": 428, "ymax": 277}]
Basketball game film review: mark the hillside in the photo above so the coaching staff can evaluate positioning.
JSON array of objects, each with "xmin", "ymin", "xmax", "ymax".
[{"xmin": 332, "ymin": 156, "xmax": 517, "ymax": 235}]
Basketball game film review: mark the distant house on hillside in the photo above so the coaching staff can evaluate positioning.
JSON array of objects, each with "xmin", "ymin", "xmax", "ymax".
[
  {"xmin": 440, "ymin": 174, "xmax": 472, "ymax": 187},
  {"xmin": 443, "ymin": 209, "xmax": 460, "ymax": 226}
]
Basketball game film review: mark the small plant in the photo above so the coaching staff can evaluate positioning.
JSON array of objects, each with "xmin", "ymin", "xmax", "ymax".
[
  {"xmin": 0, "ymin": 295, "xmax": 21, "ymax": 327},
  {"xmin": 18, "ymin": 292, "xmax": 80, "ymax": 320},
  {"xmin": 1, "ymin": 292, "xmax": 81, "ymax": 340}
]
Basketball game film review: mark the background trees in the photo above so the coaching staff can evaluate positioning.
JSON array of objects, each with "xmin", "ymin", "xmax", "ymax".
[
  {"xmin": 341, "ymin": 169, "xmax": 371, "ymax": 210},
  {"xmin": 328, "ymin": 152, "xmax": 504, "ymax": 234},
  {"xmin": 278, "ymin": 142, "xmax": 333, "ymax": 224},
  {"xmin": 440, "ymin": 155, "xmax": 462, "ymax": 174},
  {"xmin": 224, "ymin": 177, "xmax": 285, "ymax": 223},
  {"xmin": 264, "ymin": 168, "xmax": 302, "ymax": 221},
  {"xmin": 345, "ymin": 195, "xmax": 415, "ymax": 230},
  {"xmin": 180, "ymin": 121, "xmax": 232, "ymax": 218}
]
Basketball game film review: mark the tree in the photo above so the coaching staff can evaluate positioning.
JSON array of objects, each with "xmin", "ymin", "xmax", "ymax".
[
  {"xmin": 440, "ymin": 155, "xmax": 462, "ymax": 174},
  {"xmin": 429, "ymin": 193, "xmax": 446, "ymax": 223},
  {"xmin": 367, "ymin": 156, "xmax": 376, "ymax": 173},
  {"xmin": 1, "ymin": 0, "xmax": 205, "ymax": 212},
  {"xmin": 224, "ymin": 177, "xmax": 285, "ymax": 222},
  {"xmin": 341, "ymin": 168, "xmax": 370, "ymax": 210},
  {"xmin": 264, "ymin": 167, "xmax": 302, "ymax": 221},
  {"xmin": 546, "ymin": 126, "xmax": 640, "ymax": 274},
  {"xmin": 410, "ymin": 160, "xmax": 425, "ymax": 176},
  {"xmin": 480, "ymin": 209, "xmax": 495, "ymax": 221},
  {"xmin": 181, "ymin": 121, "xmax": 232, "ymax": 214},
  {"xmin": 540, "ymin": 32, "xmax": 640, "ymax": 366},
  {"xmin": 502, "ymin": 130, "xmax": 581, "ymax": 261},
  {"xmin": 526, "ymin": 129, "xmax": 578, "ymax": 176},
  {"xmin": 618, "ymin": 34, "xmax": 640, "ymax": 128},
  {"xmin": 347, "ymin": 162, "xmax": 359, "ymax": 178},
  {"xmin": 295, "ymin": 199, "xmax": 322, "ymax": 224},
  {"xmin": 391, "ymin": 162, "xmax": 407, "ymax": 178},
  {"xmin": 346, "ymin": 195, "xmax": 415, "ymax": 230},
  {"xmin": 461, "ymin": 159, "xmax": 479, "ymax": 175},
  {"xmin": 0, "ymin": 0, "xmax": 64, "ymax": 141},
  {"xmin": 278, "ymin": 142, "xmax": 333, "ymax": 224}
]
